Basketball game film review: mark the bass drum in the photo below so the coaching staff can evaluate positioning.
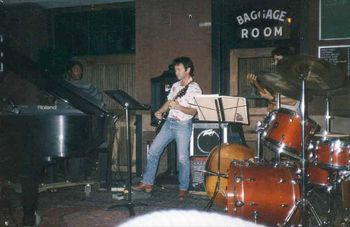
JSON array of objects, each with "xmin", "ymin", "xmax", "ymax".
[
  {"xmin": 204, "ymin": 143, "xmax": 254, "ymax": 208},
  {"xmin": 227, "ymin": 161, "xmax": 300, "ymax": 226}
]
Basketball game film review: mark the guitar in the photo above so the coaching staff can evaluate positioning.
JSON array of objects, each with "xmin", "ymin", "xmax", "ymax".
[{"xmin": 155, "ymin": 82, "xmax": 192, "ymax": 134}]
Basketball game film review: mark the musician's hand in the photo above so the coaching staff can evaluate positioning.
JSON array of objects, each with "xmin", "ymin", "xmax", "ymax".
[
  {"xmin": 260, "ymin": 88, "xmax": 274, "ymax": 101},
  {"xmin": 155, "ymin": 111, "xmax": 163, "ymax": 120},
  {"xmin": 168, "ymin": 100, "xmax": 180, "ymax": 110},
  {"xmin": 246, "ymin": 73, "xmax": 257, "ymax": 85}
]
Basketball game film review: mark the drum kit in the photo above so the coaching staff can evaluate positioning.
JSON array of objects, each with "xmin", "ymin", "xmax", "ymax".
[{"xmin": 203, "ymin": 55, "xmax": 350, "ymax": 226}]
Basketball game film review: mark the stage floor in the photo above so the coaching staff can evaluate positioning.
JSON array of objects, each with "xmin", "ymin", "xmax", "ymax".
[
  {"xmin": 1, "ymin": 179, "xmax": 349, "ymax": 226},
  {"xmin": 0, "ymin": 181, "xmax": 222, "ymax": 227}
]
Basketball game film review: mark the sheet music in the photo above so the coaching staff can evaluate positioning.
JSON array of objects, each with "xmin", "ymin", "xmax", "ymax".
[
  {"xmin": 190, "ymin": 95, "xmax": 248, "ymax": 124},
  {"xmin": 220, "ymin": 96, "xmax": 248, "ymax": 124}
]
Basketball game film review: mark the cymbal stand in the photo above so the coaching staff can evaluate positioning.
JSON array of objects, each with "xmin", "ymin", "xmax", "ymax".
[
  {"xmin": 275, "ymin": 92, "xmax": 282, "ymax": 162},
  {"xmin": 325, "ymin": 96, "xmax": 332, "ymax": 132},
  {"xmin": 283, "ymin": 73, "xmax": 324, "ymax": 226},
  {"xmin": 255, "ymin": 121, "xmax": 264, "ymax": 162},
  {"xmin": 276, "ymin": 92, "xmax": 281, "ymax": 109}
]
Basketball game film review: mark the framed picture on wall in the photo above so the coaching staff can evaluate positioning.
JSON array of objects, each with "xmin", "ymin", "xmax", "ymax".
[
  {"xmin": 319, "ymin": 0, "xmax": 350, "ymax": 40},
  {"xmin": 318, "ymin": 45, "xmax": 350, "ymax": 77}
]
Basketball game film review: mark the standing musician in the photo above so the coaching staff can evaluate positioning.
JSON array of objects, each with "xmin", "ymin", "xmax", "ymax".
[
  {"xmin": 246, "ymin": 46, "xmax": 300, "ymax": 112},
  {"xmin": 133, "ymin": 56, "xmax": 202, "ymax": 201}
]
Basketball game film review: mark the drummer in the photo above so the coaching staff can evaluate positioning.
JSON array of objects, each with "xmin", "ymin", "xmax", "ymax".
[{"xmin": 246, "ymin": 46, "xmax": 300, "ymax": 113}]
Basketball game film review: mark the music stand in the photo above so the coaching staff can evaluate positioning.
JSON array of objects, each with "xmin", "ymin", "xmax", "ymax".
[
  {"xmin": 105, "ymin": 89, "xmax": 148, "ymax": 216},
  {"xmin": 190, "ymin": 95, "xmax": 248, "ymax": 210},
  {"xmin": 192, "ymin": 95, "xmax": 248, "ymax": 124}
]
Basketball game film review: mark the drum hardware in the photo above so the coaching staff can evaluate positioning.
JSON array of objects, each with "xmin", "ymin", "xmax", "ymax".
[
  {"xmin": 261, "ymin": 108, "xmax": 320, "ymax": 160},
  {"xmin": 282, "ymin": 73, "xmax": 323, "ymax": 226},
  {"xmin": 227, "ymin": 162, "xmax": 301, "ymax": 226},
  {"xmin": 235, "ymin": 200, "xmax": 244, "ymax": 207},
  {"xmin": 211, "ymin": 55, "xmax": 348, "ymax": 225},
  {"xmin": 247, "ymin": 202, "xmax": 257, "ymax": 206},
  {"xmin": 278, "ymin": 178, "xmax": 287, "ymax": 183},
  {"xmin": 325, "ymin": 97, "xmax": 332, "ymax": 132},
  {"xmin": 276, "ymin": 55, "xmax": 345, "ymax": 91},
  {"xmin": 199, "ymin": 169, "xmax": 228, "ymax": 178},
  {"xmin": 246, "ymin": 178, "xmax": 256, "ymax": 182},
  {"xmin": 252, "ymin": 210, "xmax": 259, "ymax": 222},
  {"xmin": 275, "ymin": 55, "xmax": 346, "ymax": 225},
  {"xmin": 255, "ymin": 121, "xmax": 264, "ymax": 161},
  {"xmin": 234, "ymin": 176, "xmax": 243, "ymax": 183},
  {"xmin": 204, "ymin": 144, "xmax": 254, "ymax": 209},
  {"xmin": 311, "ymin": 134, "xmax": 350, "ymax": 170}
]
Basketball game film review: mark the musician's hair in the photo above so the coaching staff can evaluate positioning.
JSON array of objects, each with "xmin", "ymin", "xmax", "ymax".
[
  {"xmin": 271, "ymin": 46, "xmax": 294, "ymax": 57},
  {"xmin": 172, "ymin": 56, "xmax": 195, "ymax": 77}
]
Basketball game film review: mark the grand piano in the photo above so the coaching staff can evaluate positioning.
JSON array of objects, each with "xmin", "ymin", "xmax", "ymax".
[{"xmin": 0, "ymin": 43, "xmax": 113, "ymax": 225}]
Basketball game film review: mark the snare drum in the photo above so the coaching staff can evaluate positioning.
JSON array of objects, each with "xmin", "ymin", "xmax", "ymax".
[
  {"xmin": 227, "ymin": 161, "xmax": 300, "ymax": 226},
  {"xmin": 311, "ymin": 133, "xmax": 350, "ymax": 170},
  {"xmin": 262, "ymin": 108, "xmax": 320, "ymax": 159}
]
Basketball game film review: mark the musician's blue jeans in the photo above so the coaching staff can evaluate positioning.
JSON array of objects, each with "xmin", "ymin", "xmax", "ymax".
[{"xmin": 142, "ymin": 118, "xmax": 192, "ymax": 190}]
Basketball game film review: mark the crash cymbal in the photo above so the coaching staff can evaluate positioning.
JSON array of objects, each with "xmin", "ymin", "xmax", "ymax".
[
  {"xmin": 311, "ymin": 78, "xmax": 350, "ymax": 96},
  {"xmin": 277, "ymin": 55, "xmax": 345, "ymax": 90},
  {"xmin": 256, "ymin": 71, "xmax": 312, "ymax": 101}
]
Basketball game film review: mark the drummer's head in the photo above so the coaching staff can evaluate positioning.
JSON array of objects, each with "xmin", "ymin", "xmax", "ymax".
[{"xmin": 271, "ymin": 46, "xmax": 293, "ymax": 65}]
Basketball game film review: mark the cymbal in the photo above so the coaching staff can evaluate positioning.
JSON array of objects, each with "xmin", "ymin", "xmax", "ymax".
[
  {"xmin": 311, "ymin": 78, "xmax": 350, "ymax": 96},
  {"xmin": 256, "ymin": 71, "xmax": 311, "ymax": 101},
  {"xmin": 314, "ymin": 132, "xmax": 350, "ymax": 138},
  {"xmin": 277, "ymin": 55, "xmax": 345, "ymax": 90}
]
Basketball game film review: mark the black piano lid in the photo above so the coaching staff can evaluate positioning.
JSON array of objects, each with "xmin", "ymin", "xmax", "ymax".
[
  {"xmin": 1, "ymin": 43, "xmax": 109, "ymax": 116},
  {"xmin": 105, "ymin": 89, "xmax": 149, "ymax": 111}
]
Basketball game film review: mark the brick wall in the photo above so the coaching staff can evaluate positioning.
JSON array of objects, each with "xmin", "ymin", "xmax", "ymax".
[{"xmin": 135, "ymin": 0, "xmax": 212, "ymax": 104}]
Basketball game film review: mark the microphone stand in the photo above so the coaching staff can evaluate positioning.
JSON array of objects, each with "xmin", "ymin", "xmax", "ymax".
[{"xmin": 105, "ymin": 90, "xmax": 148, "ymax": 216}]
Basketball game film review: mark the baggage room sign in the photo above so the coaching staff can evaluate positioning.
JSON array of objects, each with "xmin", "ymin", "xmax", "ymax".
[{"xmin": 235, "ymin": 9, "xmax": 291, "ymax": 40}]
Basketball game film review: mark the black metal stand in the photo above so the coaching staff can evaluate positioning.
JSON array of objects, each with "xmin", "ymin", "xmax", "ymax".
[
  {"xmin": 204, "ymin": 98, "xmax": 225, "ymax": 210},
  {"xmin": 105, "ymin": 90, "xmax": 149, "ymax": 216},
  {"xmin": 283, "ymin": 74, "xmax": 324, "ymax": 226}
]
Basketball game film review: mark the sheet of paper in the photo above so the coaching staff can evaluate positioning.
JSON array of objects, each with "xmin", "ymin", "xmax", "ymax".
[{"xmin": 190, "ymin": 95, "xmax": 248, "ymax": 124}]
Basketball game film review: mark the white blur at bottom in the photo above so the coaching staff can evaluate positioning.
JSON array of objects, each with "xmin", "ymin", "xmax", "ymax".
[{"xmin": 118, "ymin": 209, "xmax": 265, "ymax": 227}]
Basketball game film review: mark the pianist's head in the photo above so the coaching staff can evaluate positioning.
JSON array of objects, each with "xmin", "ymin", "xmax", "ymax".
[{"xmin": 67, "ymin": 61, "xmax": 83, "ymax": 81}]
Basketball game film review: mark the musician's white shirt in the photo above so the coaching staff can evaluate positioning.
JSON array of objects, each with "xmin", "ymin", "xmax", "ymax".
[
  {"xmin": 279, "ymin": 95, "xmax": 301, "ymax": 113},
  {"xmin": 167, "ymin": 78, "xmax": 202, "ymax": 121}
]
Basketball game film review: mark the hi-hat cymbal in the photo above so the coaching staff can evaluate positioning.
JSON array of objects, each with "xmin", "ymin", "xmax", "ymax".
[
  {"xmin": 277, "ymin": 55, "xmax": 345, "ymax": 90},
  {"xmin": 256, "ymin": 71, "xmax": 311, "ymax": 101}
]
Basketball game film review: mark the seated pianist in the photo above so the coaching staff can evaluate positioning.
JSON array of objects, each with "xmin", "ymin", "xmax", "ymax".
[
  {"xmin": 58, "ymin": 60, "xmax": 109, "ymax": 182},
  {"xmin": 63, "ymin": 60, "xmax": 106, "ymax": 109}
]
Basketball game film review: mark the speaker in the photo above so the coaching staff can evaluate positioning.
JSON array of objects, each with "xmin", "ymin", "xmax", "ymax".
[
  {"xmin": 190, "ymin": 156, "xmax": 207, "ymax": 191},
  {"xmin": 190, "ymin": 123, "xmax": 228, "ymax": 156},
  {"xmin": 190, "ymin": 122, "xmax": 246, "ymax": 156}
]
